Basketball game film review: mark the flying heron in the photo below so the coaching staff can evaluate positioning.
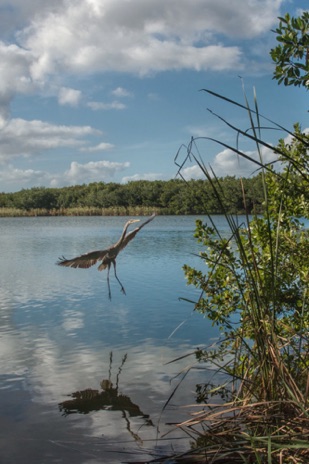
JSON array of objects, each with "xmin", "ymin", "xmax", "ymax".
[{"xmin": 57, "ymin": 213, "xmax": 156, "ymax": 299}]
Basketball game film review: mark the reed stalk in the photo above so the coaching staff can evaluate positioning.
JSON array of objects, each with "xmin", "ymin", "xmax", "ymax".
[{"xmin": 172, "ymin": 88, "xmax": 309, "ymax": 463}]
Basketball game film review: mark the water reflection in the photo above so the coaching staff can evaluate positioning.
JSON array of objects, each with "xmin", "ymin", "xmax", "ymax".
[
  {"xmin": 0, "ymin": 215, "xmax": 227, "ymax": 463},
  {"xmin": 59, "ymin": 352, "xmax": 153, "ymax": 444}
]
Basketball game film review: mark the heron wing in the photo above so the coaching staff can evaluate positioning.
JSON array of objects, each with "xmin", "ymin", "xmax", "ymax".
[
  {"xmin": 119, "ymin": 213, "xmax": 156, "ymax": 251},
  {"xmin": 57, "ymin": 249, "xmax": 109, "ymax": 269}
]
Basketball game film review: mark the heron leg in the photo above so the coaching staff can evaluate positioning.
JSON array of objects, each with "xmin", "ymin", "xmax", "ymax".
[
  {"xmin": 112, "ymin": 261, "xmax": 126, "ymax": 295},
  {"xmin": 107, "ymin": 264, "xmax": 112, "ymax": 300}
]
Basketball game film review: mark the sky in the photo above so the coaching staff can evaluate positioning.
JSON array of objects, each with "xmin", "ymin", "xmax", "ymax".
[{"xmin": 0, "ymin": 0, "xmax": 308, "ymax": 193}]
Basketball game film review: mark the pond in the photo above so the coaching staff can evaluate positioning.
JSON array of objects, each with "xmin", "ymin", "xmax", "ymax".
[{"xmin": 0, "ymin": 214, "xmax": 231, "ymax": 463}]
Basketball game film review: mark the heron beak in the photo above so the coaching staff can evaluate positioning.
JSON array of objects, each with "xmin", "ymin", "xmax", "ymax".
[{"xmin": 132, "ymin": 219, "xmax": 140, "ymax": 223}]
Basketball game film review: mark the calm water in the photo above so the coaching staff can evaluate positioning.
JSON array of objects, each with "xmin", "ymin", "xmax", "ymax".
[{"xmin": 0, "ymin": 215, "xmax": 230, "ymax": 463}]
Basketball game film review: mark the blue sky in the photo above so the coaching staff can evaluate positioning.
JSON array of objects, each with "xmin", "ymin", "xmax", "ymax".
[{"xmin": 0, "ymin": 0, "xmax": 308, "ymax": 192}]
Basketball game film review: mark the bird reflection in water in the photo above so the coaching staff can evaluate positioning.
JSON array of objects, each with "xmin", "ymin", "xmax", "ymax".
[{"xmin": 59, "ymin": 352, "xmax": 153, "ymax": 443}]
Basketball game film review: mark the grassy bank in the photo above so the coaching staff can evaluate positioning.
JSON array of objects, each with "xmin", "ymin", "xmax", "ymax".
[{"xmin": 0, "ymin": 206, "xmax": 162, "ymax": 217}]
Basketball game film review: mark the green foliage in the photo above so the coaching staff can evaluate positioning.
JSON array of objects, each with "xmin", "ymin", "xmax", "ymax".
[
  {"xmin": 176, "ymin": 92, "xmax": 309, "ymax": 460},
  {"xmin": 183, "ymin": 128, "xmax": 309, "ymax": 403},
  {"xmin": 270, "ymin": 12, "xmax": 309, "ymax": 88},
  {"xmin": 0, "ymin": 176, "xmax": 265, "ymax": 216},
  {"xmin": 267, "ymin": 124, "xmax": 309, "ymax": 218}
]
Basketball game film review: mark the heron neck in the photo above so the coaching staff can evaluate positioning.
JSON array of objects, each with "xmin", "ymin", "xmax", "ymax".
[{"xmin": 114, "ymin": 221, "xmax": 132, "ymax": 247}]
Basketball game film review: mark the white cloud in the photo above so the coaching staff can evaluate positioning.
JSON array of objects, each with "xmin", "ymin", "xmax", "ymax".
[
  {"xmin": 0, "ymin": 159, "xmax": 131, "ymax": 190},
  {"xmin": 0, "ymin": 41, "xmax": 35, "ymax": 120},
  {"xmin": 179, "ymin": 145, "xmax": 278, "ymax": 179},
  {"xmin": 121, "ymin": 172, "xmax": 165, "ymax": 183},
  {"xmin": 213, "ymin": 147, "xmax": 277, "ymax": 176},
  {"xmin": 0, "ymin": 118, "xmax": 101, "ymax": 162},
  {"xmin": 80, "ymin": 142, "xmax": 115, "ymax": 152},
  {"xmin": 0, "ymin": 164, "xmax": 50, "ymax": 185},
  {"xmin": 13, "ymin": 0, "xmax": 282, "ymax": 82},
  {"xmin": 0, "ymin": 1, "xmax": 65, "ymax": 38},
  {"xmin": 111, "ymin": 87, "xmax": 133, "ymax": 98},
  {"xmin": 63, "ymin": 160, "xmax": 130, "ymax": 184},
  {"xmin": 186, "ymin": 123, "xmax": 231, "ymax": 140},
  {"xmin": 58, "ymin": 87, "xmax": 82, "ymax": 106},
  {"xmin": 87, "ymin": 101, "xmax": 126, "ymax": 111},
  {"xmin": 180, "ymin": 164, "xmax": 205, "ymax": 181},
  {"xmin": 0, "ymin": 0, "xmax": 283, "ymax": 125}
]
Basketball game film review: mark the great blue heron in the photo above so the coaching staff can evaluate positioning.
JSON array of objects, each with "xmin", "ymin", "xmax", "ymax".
[{"xmin": 57, "ymin": 213, "xmax": 156, "ymax": 299}]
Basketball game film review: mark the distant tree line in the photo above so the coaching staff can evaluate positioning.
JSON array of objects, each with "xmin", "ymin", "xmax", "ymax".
[{"xmin": 0, "ymin": 176, "xmax": 265, "ymax": 215}]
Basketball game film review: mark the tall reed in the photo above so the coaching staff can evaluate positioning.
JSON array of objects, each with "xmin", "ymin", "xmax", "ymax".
[{"xmin": 173, "ymin": 89, "xmax": 309, "ymax": 463}]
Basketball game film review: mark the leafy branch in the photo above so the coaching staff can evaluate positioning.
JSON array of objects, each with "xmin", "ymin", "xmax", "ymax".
[{"xmin": 270, "ymin": 12, "xmax": 309, "ymax": 88}]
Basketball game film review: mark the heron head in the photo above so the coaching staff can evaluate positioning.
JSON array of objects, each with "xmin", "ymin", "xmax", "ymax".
[{"xmin": 129, "ymin": 219, "xmax": 140, "ymax": 224}]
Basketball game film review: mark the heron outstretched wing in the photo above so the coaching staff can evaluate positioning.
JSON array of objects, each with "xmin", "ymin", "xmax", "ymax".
[
  {"xmin": 119, "ymin": 213, "xmax": 156, "ymax": 251},
  {"xmin": 57, "ymin": 213, "xmax": 156, "ymax": 299},
  {"xmin": 57, "ymin": 249, "xmax": 110, "ymax": 269}
]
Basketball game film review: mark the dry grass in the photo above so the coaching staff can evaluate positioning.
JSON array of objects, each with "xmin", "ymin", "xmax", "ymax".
[
  {"xmin": 0, "ymin": 206, "xmax": 160, "ymax": 217},
  {"xmin": 173, "ymin": 399, "xmax": 309, "ymax": 463}
]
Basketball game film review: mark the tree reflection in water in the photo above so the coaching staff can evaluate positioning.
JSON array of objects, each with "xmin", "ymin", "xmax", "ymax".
[{"xmin": 59, "ymin": 352, "xmax": 153, "ymax": 443}]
